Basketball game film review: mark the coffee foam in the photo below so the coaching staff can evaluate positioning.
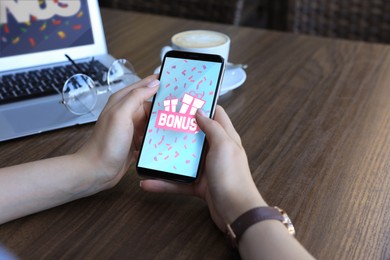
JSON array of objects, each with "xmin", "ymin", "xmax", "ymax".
[{"xmin": 173, "ymin": 30, "xmax": 228, "ymax": 48}]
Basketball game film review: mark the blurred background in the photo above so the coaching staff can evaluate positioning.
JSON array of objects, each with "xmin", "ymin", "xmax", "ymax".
[{"xmin": 99, "ymin": 0, "xmax": 390, "ymax": 44}]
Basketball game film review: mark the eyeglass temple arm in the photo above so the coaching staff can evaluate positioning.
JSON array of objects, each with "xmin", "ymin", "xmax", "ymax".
[{"xmin": 65, "ymin": 54, "xmax": 86, "ymax": 74}]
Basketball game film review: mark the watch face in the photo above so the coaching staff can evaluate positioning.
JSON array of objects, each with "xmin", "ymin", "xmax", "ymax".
[{"xmin": 275, "ymin": 206, "xmax": 296, "ymax": 236}]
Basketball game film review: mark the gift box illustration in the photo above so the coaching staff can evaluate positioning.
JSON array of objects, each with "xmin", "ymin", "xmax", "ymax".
[{"xmin": 155, "ymin": 93, "xmax": 205, "ymax": 133}]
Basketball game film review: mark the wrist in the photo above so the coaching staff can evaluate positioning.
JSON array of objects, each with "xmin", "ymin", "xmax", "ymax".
[
  {"xmin": 74, "ymin": 146, "xmax": 123, "ymax": 192},
  {"xmin": 225, "ymin": 188, "xmax": 268, "ymax": 224},
  {"xmin": 66, "ymin": 153, "xmax": 107, "ymax": 197}
]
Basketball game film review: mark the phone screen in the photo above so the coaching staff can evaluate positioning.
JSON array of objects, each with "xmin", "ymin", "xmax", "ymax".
[{"xmin": 136, "ymin": 51, "xmax": 225, "ymax": 182}]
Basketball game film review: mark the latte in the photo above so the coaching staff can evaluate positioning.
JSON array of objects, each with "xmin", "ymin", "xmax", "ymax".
[
  {"xmin": 172, "ymin": 30, "xmax": 228, "ymax": 49},
  {"xmin": 160, "ymin": 30, "xmax": 231, "ymax": 61}
]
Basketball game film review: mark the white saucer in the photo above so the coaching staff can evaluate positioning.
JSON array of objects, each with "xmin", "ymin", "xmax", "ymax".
[
  {"xmin": 220, "ymin": 66, "xmax": 247, "ymax": 95},
  {"xmin": 153, "ymin": 65, "xmax": 247, "ymax": 96}
]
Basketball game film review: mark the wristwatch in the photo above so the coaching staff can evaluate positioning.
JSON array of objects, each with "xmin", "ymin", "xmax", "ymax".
[{"xmin": 226, "ymin": 206, "xmax": 295, "ymax": 247}]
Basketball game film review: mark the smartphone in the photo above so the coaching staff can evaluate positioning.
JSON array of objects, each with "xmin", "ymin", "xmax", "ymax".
[{"xmin": 136, "ymin": 50, "xmax": 225, "ymax": 183}]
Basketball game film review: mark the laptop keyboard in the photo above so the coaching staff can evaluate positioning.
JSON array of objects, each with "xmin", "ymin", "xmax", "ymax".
[{"xmin": 0, "ymin": 60, "xmax": 108, "ymax": 105}]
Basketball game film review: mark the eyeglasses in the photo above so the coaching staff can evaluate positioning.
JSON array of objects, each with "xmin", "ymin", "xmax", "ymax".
[{"xmin": 61, "ymin": 55, "xmax": 136, "ymax": 115}]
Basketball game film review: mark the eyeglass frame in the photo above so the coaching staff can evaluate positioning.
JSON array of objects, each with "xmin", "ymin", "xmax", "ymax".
[{"xmin": 61, "ymin": 54, "xmax": 135, "ymax": 115}]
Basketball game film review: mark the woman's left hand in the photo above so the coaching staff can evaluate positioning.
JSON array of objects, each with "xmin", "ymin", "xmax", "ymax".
[{"xmin": 78, "ymin": 75, "xmax": 159, "ymax": 189}]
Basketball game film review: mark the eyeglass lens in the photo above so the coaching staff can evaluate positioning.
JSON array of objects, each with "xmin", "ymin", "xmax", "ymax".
[
  {"xmin": 62, "ymin": 74, "xmax": 97, "ymax": 115},
  {"xmin": 62, "ymin": 58, "xmax": 136, "ymax": 115},
  {"xmin": 107, "ymin": 59, "xmax": 136, "ymax": 88}
]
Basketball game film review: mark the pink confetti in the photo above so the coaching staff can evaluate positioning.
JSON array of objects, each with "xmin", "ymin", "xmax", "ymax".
[
  {"xmin": 164, "ymin": 155, "xmax": 169, "ymax": 160},
  {"xmin": 172, "ymin": 65, "xmax": 176, "ymax": 69},
  {"xmin": 209, "ymin": 91, "xmax": 214, "ymax": 95},
  {"xmin": 202, "ymin": 65, "xmax": 207, "ymax": 69},
  {"xmin": 154, "ymin": 144, "xmax": 157, "ymax": 149},
  {"xmin": 174, "ymin": 151, "xmax": 180, "ymax": 158},
  {"xmin": 197, "ymin": 80, "xmax": 203, "ymax": 90},
  {"xmin": 182, "ymin": 70, "xmax": 186, "ymax": 76},
  {"xmin": 174, "ymin": 86, "xmax": 178, "ymax": 91},
  {"xmin": 149, "ymin": 138, "xmax": 152, "ymax": 144},
  {"xmin": 158, "ymin": 152, "xmax": 162, "ymax": 155},
  {"xmin": 166, "ymin": 71, "xmax": 170, "ymax": 75},
  {"xmin": 192, "ymin": 138, "xmax": 197, "ymax": 143},
  {"xmin": 148, "ymin": 129, "xmax": 153, "ymax": 133},
  {"xmin": 188, "ymin": 76, "xmax": 193, "ymax": 80},
  {"xmin": 158, "ymin": 135, "xmax": 165, "ymax": 145},
  {"xmin": 183, "ymin": 135, "xmax": 188, "ymax": 140},
  {"xmin": 184, "ymin": 83, "xmax": 187, "ymax": 88},
  {"xmin": 168, "ymin": 146, "xmax": 173, "ymax": 151},
  {"xmin": 173, "ymin": 166, "xmax": 177, "ymax": 170},
  {"xmin": 204, "ymin": 77, "xmax": 207, "ymax": 81},
  {"xmin": 192, "ymin": 67, "xmax": 196, "ymax": 71},
  {"xmin": 186, "ymin": 160, "xmax": 190, "ymax": 164},
  {"xmin": 184, "ymin": 60, "xmax": 188, "ymax": 63},
  {"xmin": 192, "ymin": 154, "xmax": 196, "ymax": 158},
  {"xmin": 184, "ymin": 144, "xmax": 187, "ymax": 149},
  {"xmin": 174, "ymin": 77, "xmax": 178, "ymax": 82},
  {"xmin": 209, "ymin": 80, "xmax": 213, "ymax": 86},
  {"xmin": 154, "ymin": 157, "xmax": 158, "ymax": 161},
  {"xmin": 174, "ymin": 137, "xmax": 178, "ymax": 143},
  {"xmin": 165, "ymin": 83, "xmax": 171, "ymax": 88}
]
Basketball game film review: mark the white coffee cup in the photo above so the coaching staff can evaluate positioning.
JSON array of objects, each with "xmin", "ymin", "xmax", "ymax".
[{"xmin": 160, "ymin": 30, "xmax": 230, "ymax": 62}]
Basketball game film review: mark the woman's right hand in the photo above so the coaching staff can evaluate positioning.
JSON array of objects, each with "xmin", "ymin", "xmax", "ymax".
[
  {"xmin": 140, "ymin": 105, "xmax": 267, "ymax": 230},
  {"xmin": 141, "ymin": 106, "xmax": 315, "ymax": 260},
  {"xmin": 195, "ymin": 106, "xmax": 267, "ymax": 227}
]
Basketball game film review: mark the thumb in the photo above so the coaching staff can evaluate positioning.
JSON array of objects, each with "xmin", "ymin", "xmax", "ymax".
[{"xmin": 196, "ymin": 109, "xmax": 228, "ymax": 146}]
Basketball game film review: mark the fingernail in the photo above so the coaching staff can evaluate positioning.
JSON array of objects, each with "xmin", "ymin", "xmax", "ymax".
[
  {"xmin": 139, "ymin": 181, "xmax": 143, "ymax": 188},
  {"xmin": 197, "ymin": 109, "xmax": 207, "ymax": 117},
  {"xmin": 147, "ymin": 79, "xmax": 159, "ymax": 88}
]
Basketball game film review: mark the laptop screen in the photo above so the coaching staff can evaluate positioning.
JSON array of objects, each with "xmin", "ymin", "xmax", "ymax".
[{"xmin": 0, "ymin": 0, "xmax": 94, "ymax": 58}]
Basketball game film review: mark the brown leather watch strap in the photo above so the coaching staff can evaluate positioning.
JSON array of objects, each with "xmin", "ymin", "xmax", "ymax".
[{"xmin": 226, "ymin": 206, "xmax": 285, "ymax": 247}]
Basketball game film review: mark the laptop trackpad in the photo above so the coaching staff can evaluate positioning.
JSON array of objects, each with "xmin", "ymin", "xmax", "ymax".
[{"xmin": 2, "ymin": 99, "xmax": 78, "ymax": 133}]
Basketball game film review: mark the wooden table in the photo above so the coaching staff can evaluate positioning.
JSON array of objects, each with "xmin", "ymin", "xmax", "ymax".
[{"xmin": 1, "ymin": 8, "xmax": 389, "ymax": 260}]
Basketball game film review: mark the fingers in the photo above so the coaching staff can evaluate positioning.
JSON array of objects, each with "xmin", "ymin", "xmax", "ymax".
[
  {"xmin": 111, "ymin": 77, "xmax": 159, "ymax": 120},
  {"xmin": 113, "ymin": 74, "xmax": 158, "ymax": 100},
  {"xmin": 140, "ymin": 179, "xmax": 195, "ymax": 196},
  {"xmin": 105, "ymin": 74, "xmax": 159, "ymax": 110},
  {"xmin": 196, "ymin": 110, "xmax": 228, "ymax": 146},
  {"xmin": 213, "ymin": 106, "xmax": 242, "ymax": 145},
  {"xmin": 196, "ymin": 105, "xmax": 241, "ymax": 146}
]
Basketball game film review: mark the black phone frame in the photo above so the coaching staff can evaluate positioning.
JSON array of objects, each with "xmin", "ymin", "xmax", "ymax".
[{"xmin": 136, "ymin": 50, "xmax": 225, "ymax": 183}]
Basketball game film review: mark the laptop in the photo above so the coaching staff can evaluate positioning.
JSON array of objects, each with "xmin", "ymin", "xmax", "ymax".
[{"xmin": 0, "ymin": 0, "xmax": 140, "ymax": 141}]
